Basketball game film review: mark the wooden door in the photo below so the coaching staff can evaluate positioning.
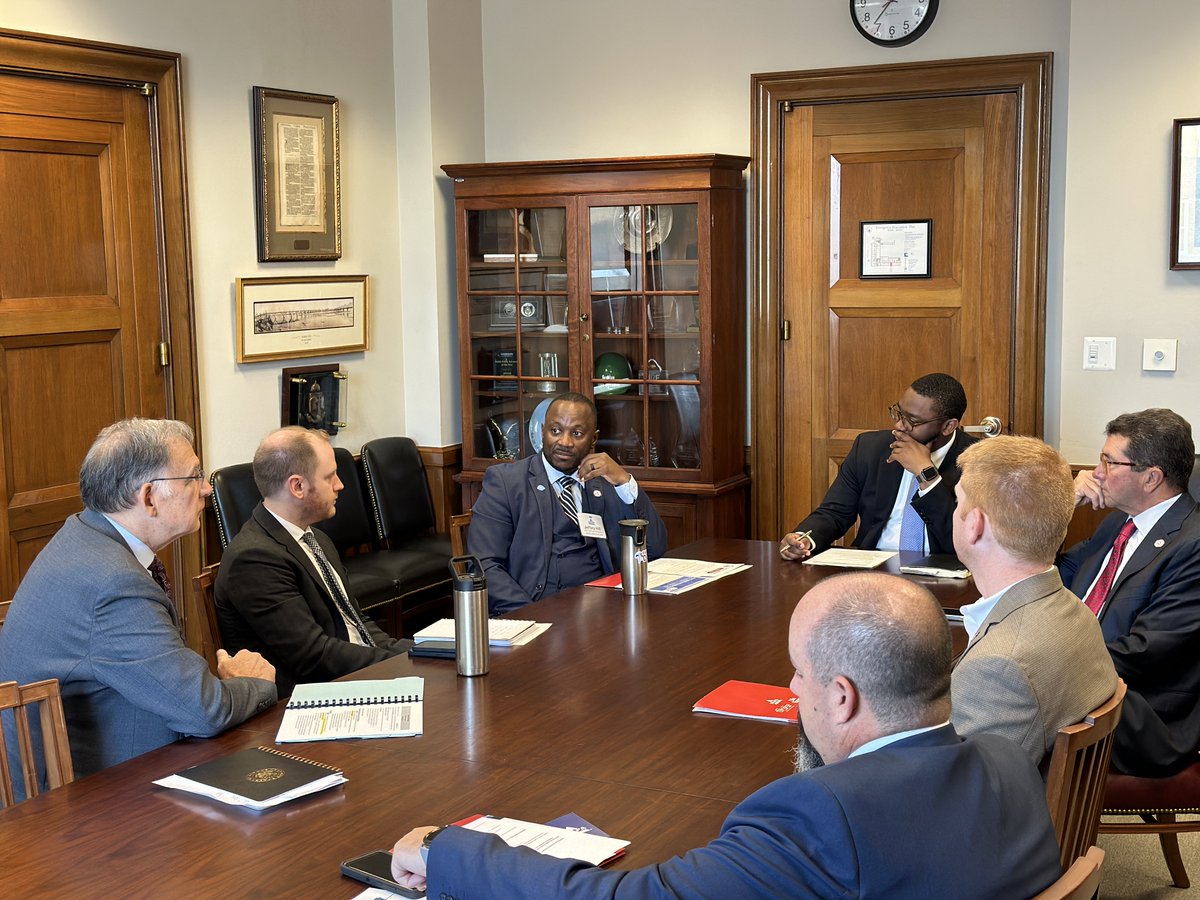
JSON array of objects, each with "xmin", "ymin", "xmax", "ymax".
[
  {"xmin": 0, "ymin": 32, "xmax": 199, "ymax": 625},
  {"xmin": 752, "ymin": 55, "xmax": 1052, "ymax": 538}
]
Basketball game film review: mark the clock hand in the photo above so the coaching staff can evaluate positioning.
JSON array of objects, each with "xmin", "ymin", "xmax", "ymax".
[{"xmin": 873, "ymin": 0, "xmax": 898, "ymax": 35}]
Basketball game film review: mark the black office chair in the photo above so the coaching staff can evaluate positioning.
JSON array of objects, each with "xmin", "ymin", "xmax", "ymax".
[
  {"xmin": 209, "ymin": 462, "xmax": 262, "ymax": 548},
  {"xmin": 360, "ymin": 437, "xmax": 453, "ymax": 633}
]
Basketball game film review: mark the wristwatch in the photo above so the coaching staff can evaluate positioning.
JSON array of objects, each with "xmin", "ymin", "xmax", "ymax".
[
  {"xmin": 420, "ymin": 826, "xmax": 448, "ymax": 863},
  {"xmin": 918, "ymin": 464, "xmax": 939, "ymax": 485}
]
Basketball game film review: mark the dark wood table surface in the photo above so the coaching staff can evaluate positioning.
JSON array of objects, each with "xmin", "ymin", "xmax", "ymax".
[{"xmin": 0, "ymin": 539, "xmax": 977, "ymax": 896}]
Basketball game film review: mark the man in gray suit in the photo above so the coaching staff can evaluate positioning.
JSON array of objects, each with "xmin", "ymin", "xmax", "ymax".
[
  {"xmin": 0, "ymin": 419, "xmax": 277, "ymax": 788},
  {"xmin": 949, "ymin": 435, "xmax": 1117, "ymax": 770}
]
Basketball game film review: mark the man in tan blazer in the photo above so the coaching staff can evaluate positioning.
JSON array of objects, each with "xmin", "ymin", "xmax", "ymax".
[{"xmin": 949, "ymin": 436, "xmax": 1117, "ymax": 771}]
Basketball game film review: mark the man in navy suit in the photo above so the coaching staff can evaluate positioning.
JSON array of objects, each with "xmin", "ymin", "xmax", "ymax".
[
  {"xmin": 1060, "ymin": 408, "xmax": 1200, "ymax": 776},
  {"xmin": 780, "ymin": 373, "xmax": 976, "ymax": 561},
  {"xmin": 468, "ymin": 393, "xmax": 666, "ymax": 616},
  {"xmin": 0, "ymin": 419, "xmax": 277, "ymax": 787},
  {"xmin": 387, "ymin": 572, "xmax": 1062, "ymax": 898}
]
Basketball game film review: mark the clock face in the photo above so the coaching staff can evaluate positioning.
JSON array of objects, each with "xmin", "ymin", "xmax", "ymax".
[{"xmin": 850, "ymin": 0, "xmax": 939, "ymax": 47}]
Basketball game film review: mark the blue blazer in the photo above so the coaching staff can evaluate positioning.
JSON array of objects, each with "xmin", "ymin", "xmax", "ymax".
[
  {"xmin": 0, "ymin": 509, "xmax": 276, "ymax": 785},
  {"xmin": 793, "ymin": 429, "xmax": 976, "ymax": 554},
  {"xmin": 1059, "ymin": 493, "xmax": 1200, "ymax": 775},
  {"xmin": 424, "ymin": 725, "xmax": 1061, "ymax": 899},
  {"xmin": 469, "ymin": 454, "xmax": 667, "ymax": 616}
]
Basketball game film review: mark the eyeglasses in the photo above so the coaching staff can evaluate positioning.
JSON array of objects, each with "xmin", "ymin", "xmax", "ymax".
[
  {"xmin": 149, "ymin": 469, "xmax": 205, "ymax": 485},
  {"xmin": 1098, "ymin": 454, "xmax": 1145, "ymax": 474},
  {"xmin": 888, "ymin": 403, "xmax": 948, "ymax": 429}
]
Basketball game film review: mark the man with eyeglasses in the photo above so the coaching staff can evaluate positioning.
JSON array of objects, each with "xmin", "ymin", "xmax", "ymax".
[
  {"xmin": 1059, "ymin": 408, "xmax": 1200, "ymax": 777},
  {"xmin": 780, "ymin": 373, "xmax": 976, "ymax": 561},
  {"xmin": 0, "ymin": 419, "xmax": 277, "ymax": 792}
]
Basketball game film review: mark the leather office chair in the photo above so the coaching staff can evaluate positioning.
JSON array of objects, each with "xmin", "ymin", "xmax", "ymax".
[
  {"xmin": 189, "ymin": 562, "xmax": 223, "ymax": 675},
  {"xmin": 1099, "ymin": 759, "xmax": 1200, "ymax": 888},
  {"xmin": 0, "ymin": 679, "xmax": 74, "ymax": 807},
  {"xmin": 1032, "ymin": 846, "xmax": 1104, "ymax": 900},
  {"xmin": 449, "ymin": 511, "xmax": 472, "ymax": 558},
  {"xmin": 360, "ymin": 438, "xmax": 453, "ymax": 634},
  {"xmin": 1044, "ymin": 679, "xmax": 1127, "ymax": 871},
  {"xmin": 209, "ymin": 462, "xmax": 261, "ymax": 549}
]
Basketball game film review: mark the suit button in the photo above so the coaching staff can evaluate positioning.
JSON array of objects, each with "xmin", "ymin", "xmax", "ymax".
[{"xmin": 535, "ymin": 584, "xmax": 543, "ymax": 591}]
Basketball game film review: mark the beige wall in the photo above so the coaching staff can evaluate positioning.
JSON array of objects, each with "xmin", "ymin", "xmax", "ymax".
[{"xmin": 3, "ymin": 0, "xmax": 1197, "ymax": 470}]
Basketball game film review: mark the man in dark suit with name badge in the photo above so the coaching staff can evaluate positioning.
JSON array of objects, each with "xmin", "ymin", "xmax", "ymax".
[
  {"xmin": 468, "ymin": 392, "xmax": 666, "ymax": 616},
  {"xmin": 1060, "ymin": 408, "xmax": 1200, "ymax": 776},
  {"xmin": 780, "ymin": 373, "xmax": 976, "ymax": 561}
]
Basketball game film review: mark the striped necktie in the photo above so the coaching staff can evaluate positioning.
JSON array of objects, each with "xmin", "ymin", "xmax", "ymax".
[
  {"xmin": 300, "ymin": 531, "xmax": 375, "ymax": 646},
  {"xmin": 557, "ymin": 475, "xmax": 579, "ymax": 526}
]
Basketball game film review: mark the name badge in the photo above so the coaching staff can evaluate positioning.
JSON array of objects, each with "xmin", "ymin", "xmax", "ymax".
[{"xmin": 578, "ymin": 512, "xmax": 607, "ymax": 539}]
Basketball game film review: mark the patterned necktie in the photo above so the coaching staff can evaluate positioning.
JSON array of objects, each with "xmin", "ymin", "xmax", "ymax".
[
  {"xmin": 1084, "ymin": 519, "xmax": 1136, "ymax": 615},
  {"xmin": 557, "ymin": 475, "xmax": 579, "ymax": 526},
  {"xmin": 148, "ymin": 555, "xmax": 175, "ymax": 603},
  {"xmin": 300, "ymin": 531, "xmax": 375, "ymax": 646},
  {"xmin": 898, "ymin": 476, "xmax": 925, "ymax": 551}
]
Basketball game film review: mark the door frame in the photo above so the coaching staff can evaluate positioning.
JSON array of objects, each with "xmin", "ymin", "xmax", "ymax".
[
  {"xmin": 0, "ymin": 30, "xmax": 203, "ymax": 597},
  {"xmin": 750, "ymin": 53, "xmax": 1052, "ymax": 539}
]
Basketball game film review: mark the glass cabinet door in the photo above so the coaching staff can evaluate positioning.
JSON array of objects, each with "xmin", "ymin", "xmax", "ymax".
[
  {"xmin": 465, "ymin": 206, "xmax": 569, "ymax": 462},
  {"xmin": 587, "ymin": 202, "xmax": 702, "ymax": 472}
]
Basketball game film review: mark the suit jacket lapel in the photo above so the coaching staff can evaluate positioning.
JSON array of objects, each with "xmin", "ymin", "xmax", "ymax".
[
  {"xmin": 253, "ymin": 503, "xmax": 329, "ymax": 594},
  {"xmin": 960, "ymin": 569, "xmax": 1063, "ymax": 659},
  {"xmin": 528, "ymin": 456, "xmax": 555, "ymax": 546},
  {"xmin": 1107, "ymin": 493, "xmax": 1194, "ymax": 597}
]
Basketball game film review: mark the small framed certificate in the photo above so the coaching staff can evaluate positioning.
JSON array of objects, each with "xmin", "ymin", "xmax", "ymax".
[
  {"xmin": 1171, "ymin": 118, "xmax": 1200, "ymax": 269},
  {"xmin": 859, "ymin": 219, "xmax": 932, "ymax": 279}
]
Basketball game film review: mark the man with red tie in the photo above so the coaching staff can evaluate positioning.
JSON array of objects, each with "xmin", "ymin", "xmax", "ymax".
[{"xmin": 1059, "ymin": 408, "xmax": 1200, "ymax": 776}]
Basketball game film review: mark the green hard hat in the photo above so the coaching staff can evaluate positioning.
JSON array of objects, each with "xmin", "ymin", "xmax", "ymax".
[{"xmin": 594, "ymin": 352, "xmax": 631, "ymax": 395}]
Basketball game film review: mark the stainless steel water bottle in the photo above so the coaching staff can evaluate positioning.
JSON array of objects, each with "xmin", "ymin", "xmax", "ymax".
[
  {"xmin": 448, "ymin": 555, "xmax": 489, "ymax": 676},
  {"xmin": 618, "ymin": 519, "xmax": 649, "ymax": 595}
]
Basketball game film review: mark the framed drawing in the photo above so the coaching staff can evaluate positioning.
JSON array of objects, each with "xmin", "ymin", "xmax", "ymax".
[
  {"xmin": 859, "ymin": 219, "xmax": 932, "ymax": 279},
  {"xmin": 236, "ymin": 275, "xmax": 368, "ymax": 363},
  {"xmin": 253, "ymin": 86, "xmax": 341, "ymax": 261},
  {"xmin": 1171, "ymin": 118, "xmax": 1200, "ymax": 269},
  {"xmin": 282, "ymin": 363, "xmax": 346, "ymax": 436}
]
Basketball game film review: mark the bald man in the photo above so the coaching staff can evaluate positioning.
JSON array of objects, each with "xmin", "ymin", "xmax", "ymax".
[{"xmin": 387, "ymin": 573, "xmax": 1061, "ymax": 898}]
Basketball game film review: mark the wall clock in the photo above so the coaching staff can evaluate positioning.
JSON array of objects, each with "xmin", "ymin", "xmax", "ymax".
[{"xmin": 850, "ymin": 0, "xmax": 939, "ymax": 47}]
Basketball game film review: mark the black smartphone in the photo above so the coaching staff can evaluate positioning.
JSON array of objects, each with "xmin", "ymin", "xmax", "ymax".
[
  {"xmin": 942, "ymin": 607, "xmax": 964, "ymax": 622},
  {"xmin": 340, "ymin": 850, "xmax": 424, "ymax": 898},
  {"xmin": 409, "ymin": 640, "xmax": 456, "ymax": 659}
]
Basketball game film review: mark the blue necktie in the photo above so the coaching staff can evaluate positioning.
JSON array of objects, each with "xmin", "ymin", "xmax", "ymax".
[{"xmin": 899, "ymin": 476, "xmax": 925, "ymax": 551}]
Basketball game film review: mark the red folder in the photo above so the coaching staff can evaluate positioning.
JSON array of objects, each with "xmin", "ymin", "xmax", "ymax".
[{"xmin": 692, "ymin": 680, "xmax": 799, "ymax": 724}]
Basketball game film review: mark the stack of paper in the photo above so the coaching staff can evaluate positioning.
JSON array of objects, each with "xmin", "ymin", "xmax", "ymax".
[
  {"xmin": 276, "ymin": 677, "xmax": 423, "ymax": 743},
  {"xmin": 154, "ymin": 746, "xmax": 345, "ymax": 810},
  {"xmin": 413, "ymin": 618, "xmax": 549, "ymax": 646}
]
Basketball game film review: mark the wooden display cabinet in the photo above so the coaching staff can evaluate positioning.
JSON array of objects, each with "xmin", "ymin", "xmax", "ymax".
[{"xmin": 442, "ymin": 155, "xmax": 751, "ymax": 546}]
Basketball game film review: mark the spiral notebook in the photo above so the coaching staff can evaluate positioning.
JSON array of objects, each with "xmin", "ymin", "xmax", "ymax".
[
  {"xmin": 154, "ymin": 745, "xmax": 346, "ymax": 810},
  {"xmin": 275, "ymin": 677, "xmax": 424, "ymax": 743}
]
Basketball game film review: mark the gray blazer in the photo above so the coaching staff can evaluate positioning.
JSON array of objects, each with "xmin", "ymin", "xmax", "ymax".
[
  {"xmin": 0, "ymin": 509, "xmax": 276, "ymax": 784},
  {"xmin": 950, "ymin": 568, "xmax": 1118, "ymax": 770}
]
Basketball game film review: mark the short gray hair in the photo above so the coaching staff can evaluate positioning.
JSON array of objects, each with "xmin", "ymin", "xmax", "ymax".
[{"xmin": 79, "ymin": 418, "xmax": 194, "ymax": 513}]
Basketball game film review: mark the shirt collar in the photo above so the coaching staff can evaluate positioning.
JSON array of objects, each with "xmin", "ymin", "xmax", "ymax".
[
  {"xmin": 265, "ymin": 506, "xmax": 310, "ymax": 542},
  {"xmin": 1130, "ymin": 492, "xmax": 1184, "ymax": 535},
  {"xmin": 849, "ymin": 721, "xmax": 950, "ymax": 758},
  {"xmin": 540, "ymin": 452, "xmax": 578, "ymax": 485},
  {"xmin": 103, "ymin": 514, "xmax": 155, "ymax": 568},
  {"xmin": 959, "ymin": 567, "xmax": 1053, "ymax": 641},
  {"xmin": 929, "ymin": 429, "xmax": 956, "ymax": 468}
]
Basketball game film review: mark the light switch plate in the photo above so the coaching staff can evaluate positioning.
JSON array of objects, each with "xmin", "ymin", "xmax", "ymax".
[
  {"xmin": 1142, "ymin": 338, "xmax": 1178, "ymax": 372},
  {"xmin": 1083, "ymin": 337, "xmax": 1116, "ymax": 371}
]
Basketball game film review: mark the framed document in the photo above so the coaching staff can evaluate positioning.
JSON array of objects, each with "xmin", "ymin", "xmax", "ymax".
[
  {"xmin": 236, "ymin": 275, "xmax": 368, "ymax": 363},
  {"xmin": 253, "ymin": 86, "xmax": 341, "ymax": 261},
  {"xmin": 859, "ymin": 219, "xmax": 932, "ymax": 279},
  {"xmin": 1171, "ymin": 118, "xmax": 1200, "ymax": 269}
]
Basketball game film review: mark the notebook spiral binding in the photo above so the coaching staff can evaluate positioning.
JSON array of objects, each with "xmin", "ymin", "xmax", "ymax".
[
  {"xmin": 286, "ymin": 694, "xmax": 419, "ymax": 709},
  {"xmin": 257, "ymin": 745, "xmax": 342, "ymax": 773}
]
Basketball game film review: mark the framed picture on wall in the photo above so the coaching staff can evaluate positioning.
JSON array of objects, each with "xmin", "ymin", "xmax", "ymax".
[
  {"xmin": 282, "ymin": 363, "xmax": 346, "ymax": 435},
  {"xmin": 859, "ymin": 219, "xmax": 932, "ymax": 279},
  {"xmin": 236, "ymin": 275, "xmax": 368, "ymax": 363},
  {"xmin": 1171, "ymin": 118, "xmax": 1200, "ymax": 269},
  {"xmin": 253, "ymin": 86, "xmax": 342, "ymax": 261}
]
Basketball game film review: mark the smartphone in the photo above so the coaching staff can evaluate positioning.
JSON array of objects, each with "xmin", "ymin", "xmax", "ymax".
[
  {"xmin": 409, "ymin": 640, "xmax": 456, "ymax": 659},
  {"xmin": 340, "ymin": 850, "xmax": 424, "ymax": 898},
  {"xmin": 942, "ymin": 607, "xmax": 964, "ymax": 622}
]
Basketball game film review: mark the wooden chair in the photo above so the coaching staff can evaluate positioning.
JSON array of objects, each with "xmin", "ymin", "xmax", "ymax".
[
  {"xmin": 449, "ymin": 511, "xmax": 472, "ymax": 558},
  {"xmin": 1032, "ymin": 846, "xmax": 1105, "ymax": 900},
  {"xmin": 1044, "ymin": 678, "xmax": 1127, "ymax": 871},
  {"xmin": 0, "ymin": 679, "xmax": 75, "ymax": 807},
  {"xmin": 189, "ymin": 562, "xmax": 223, "ymax": 675},
  {"xmin": 1099, "ymin": 758, "xmax": 1200, "ymax": 888}
]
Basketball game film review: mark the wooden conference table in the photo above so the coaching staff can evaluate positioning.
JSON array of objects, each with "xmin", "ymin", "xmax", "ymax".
[{"xmin": 0, "ymin": 539, "xmax": 978, "ymax": 896}]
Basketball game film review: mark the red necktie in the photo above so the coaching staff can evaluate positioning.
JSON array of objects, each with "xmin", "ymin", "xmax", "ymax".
[{"xmin": 1084, "ymin": 519, "xmax": 1136, "ymax": 615}]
